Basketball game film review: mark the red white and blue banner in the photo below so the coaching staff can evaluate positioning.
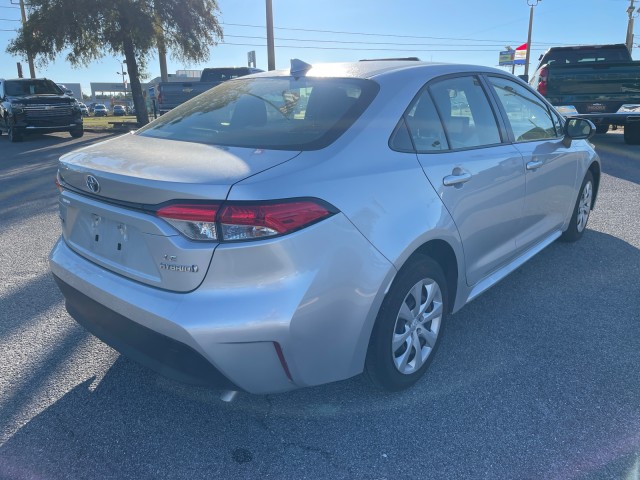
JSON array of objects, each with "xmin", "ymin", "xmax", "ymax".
[{"xmin": 514, "ymin": 43, "xmax": 528, "ymax": 65}]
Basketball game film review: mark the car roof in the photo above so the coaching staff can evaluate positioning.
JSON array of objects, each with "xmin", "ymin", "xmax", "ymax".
[
  {"xmin": 2, "ymin": 77, "xmax": 53, "ymax": 82},
  {"xmin": 249, "ymin": 60, "xmax": 509, "ymax": 82}
]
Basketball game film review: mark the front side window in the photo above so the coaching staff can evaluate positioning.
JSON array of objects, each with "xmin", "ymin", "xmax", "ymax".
[
  {"xmin": 488, "ymin": 76, "xmax": 558, "ymax": 142},
  {"xmin": 137, "ymin": 77, "xmax": 379, "ymax": 151},
  {"xmin": 428, "ymin": 76, "xmax": 502, "ymax": 149}
]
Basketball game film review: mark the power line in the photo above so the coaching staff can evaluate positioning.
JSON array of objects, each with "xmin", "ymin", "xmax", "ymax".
[
  {"xmin": 0, "ymin": 17, "xmax": 20, "ymax": 20},
  {"xmin": 221, "ymin": 22, "xmax": 569, "ymax": 46},
  {"xmin": 220, "ymin": 41, "xmax": 547, "ymax": 53},
  {"xmin": 224, "ymin": 33, "xmax": 526, "ymax": 48}
]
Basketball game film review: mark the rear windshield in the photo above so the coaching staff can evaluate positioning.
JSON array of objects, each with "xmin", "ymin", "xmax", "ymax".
[
  {"xmin": 543, "ymin": 48, "xmax": 631, "ymax": 65},
  {"xmin": 137, "ymin": 77, "xmax": 379, "ymax": 150},
  {"xmin": 5, "ymin": 79, "xmax": 63, "ymax": 96}
]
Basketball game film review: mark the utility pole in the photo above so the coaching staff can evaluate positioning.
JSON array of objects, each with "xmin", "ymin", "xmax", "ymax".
[
  {"xmin": 524, "ymin": 0, "xmax": 541, "ymax": 82},
  {"xmin": 626, "ymin": 0, "xmax": 638, "ymax": 54},
  {"xmin": 18, "ymin": 0, "xmax": 36, "ymax": 78},
  {"xmin": 266, "ymin": 0, "xmax": 275, "ymax": 71}
]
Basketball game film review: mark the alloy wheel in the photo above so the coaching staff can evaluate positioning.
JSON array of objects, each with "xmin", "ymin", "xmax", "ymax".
[
  {"xmin": 391, "ymin": 278, "xmax": 443, "ymax": 375},
  {"xmin": 576, "ymin": 180, "xmax": 593, "ymax": 233}
]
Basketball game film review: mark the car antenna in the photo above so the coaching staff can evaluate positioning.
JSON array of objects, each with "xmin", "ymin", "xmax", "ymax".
[{"xmin": 290, "ymin": 59, "xmax": 312, "ymax": 79}]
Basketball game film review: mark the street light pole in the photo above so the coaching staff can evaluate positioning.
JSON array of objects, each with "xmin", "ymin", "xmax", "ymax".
[
  {"xmin": 626, "ymin": 0, "xmax": 638, "ymax": 53},
  {"xmin": 117, "ymin": 60, "xmax": 128, "ymax": 93},
  {"xmin": 18, "ymin": 0, "xmax": 36, "ymax": 78},
  {"xmin": 524, "ymin": 0, "xmax": 541, "ymax": 82}
]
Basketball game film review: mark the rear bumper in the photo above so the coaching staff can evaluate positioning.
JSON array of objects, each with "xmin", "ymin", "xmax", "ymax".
[
  {"xmin": 53, "ymin": 274, "xmax": 239, "ymax": 390},
  {"xmin": 49, "ymin": 213, "xmax": 394, "ymax": 394}
]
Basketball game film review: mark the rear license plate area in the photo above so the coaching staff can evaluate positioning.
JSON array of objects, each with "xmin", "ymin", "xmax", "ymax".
[{"xmin": 586, "ymin": 104, "xmax": 607, "ymax": 112}]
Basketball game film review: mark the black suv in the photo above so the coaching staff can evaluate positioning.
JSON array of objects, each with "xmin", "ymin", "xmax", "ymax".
[{"xmin": 0, "ymin": 78, "xmax": 84, "ymax": 142}]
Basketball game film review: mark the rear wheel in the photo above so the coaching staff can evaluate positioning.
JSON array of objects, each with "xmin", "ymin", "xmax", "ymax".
[
  {"xmin": 623, "ymin": 124, "xmax": 640, "ymax": 145},
  {"xmin": 365, "ymin": 255, "xmax": 447, "ymax": 391},
  {"xmin": 560, "ymin": 171, "xmax": 594, "ymax": 242}
]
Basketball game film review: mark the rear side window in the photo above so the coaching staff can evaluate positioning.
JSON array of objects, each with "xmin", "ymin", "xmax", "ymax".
[
  {"xmin": 488, "ymin": 76, "xmax": 559, "ymax": 142},
  {"xmin": 137, "ymin": 77, "xmax": 379, "ymax": 151},
  {"xmin": 429, "ymin": 76, "xmax": 502, "ymax": 149},
  {"xmin": 404, "ymin": 92, "xmax": 449, "ymax": 152}
]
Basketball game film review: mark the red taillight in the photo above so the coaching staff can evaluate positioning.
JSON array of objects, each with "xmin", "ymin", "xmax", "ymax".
[
  {"xmin": 156, "ymin": 199, "xmax": 335, "ymax": 242},
  {"xmin": 537, "ymin": 66, "xmax": 548, "ymax": 97},
  {"xmin": 156, "ymin": 204, "xmax": 219, "ymax": 222},
  {"xmin": 218, "ymin": 201, "xmax": 332, "ymax": 240},
  {"xmin": 55, "ymin": 175, "xmax": 64, "ymax": 192}
]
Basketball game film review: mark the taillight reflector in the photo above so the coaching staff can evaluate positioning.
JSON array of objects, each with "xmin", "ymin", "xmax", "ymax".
[{"xmin": 156, "ymin": 203, "xmax": 220, "ymax": 241}]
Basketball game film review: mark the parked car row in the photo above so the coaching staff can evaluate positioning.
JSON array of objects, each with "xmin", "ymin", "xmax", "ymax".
[{"xmin": 85, "ymin": 102, "xmax": 135, "ymax": 117}]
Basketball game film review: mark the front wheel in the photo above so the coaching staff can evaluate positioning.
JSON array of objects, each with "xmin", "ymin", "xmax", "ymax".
[
  {"xmin": 70, "ymin": 127, "xmax": 84, "ymax": 138},
  {"xmin": 560, "ymin": 171, "xmax": 594, "ymax": 242},
  {"xmin": 8, "ymin": 126, "xmax": 22, "ymax": 143},
  {"xmin": 365, "ymin": 255, "xmax": 447, "ymax": 391}
]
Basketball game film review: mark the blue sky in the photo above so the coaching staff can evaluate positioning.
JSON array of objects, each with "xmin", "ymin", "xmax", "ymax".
[{"xmin": 1, "ymin": 0, "xmax": 638, "ymax": 95}]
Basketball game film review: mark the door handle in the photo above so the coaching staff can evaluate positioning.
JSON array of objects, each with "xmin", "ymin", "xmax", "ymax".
[
  {"xmin": 443, "ymin": 172, "xmax": 472, "ymax": 186},
  {"xmin": 526, "ymin": 159, "xmax": 544, "ymax": 170}
]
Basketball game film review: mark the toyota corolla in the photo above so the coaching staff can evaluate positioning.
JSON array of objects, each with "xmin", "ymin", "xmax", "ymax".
[{"xmin": 50, "ymin": 59, "xmax": 600, "ymax": 394}]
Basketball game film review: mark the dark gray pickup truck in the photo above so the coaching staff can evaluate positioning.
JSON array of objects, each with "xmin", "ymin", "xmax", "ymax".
[
  {"xmin": 155, "ymin": 67, "xmax": 263, "ymax": 115},
  {"xmin": 529, "ymin": 44, "xmax": 640, "ymax": 144},
  {"xmin": 0, "ymin": 78, "xmax": 83, "ymax": 142}
]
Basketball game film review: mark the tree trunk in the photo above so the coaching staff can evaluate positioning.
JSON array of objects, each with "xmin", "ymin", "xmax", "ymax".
[
  {"xmin": 158, "ymin": 31, "xmax": 169, "ymax": 83},
  {"xmin": 123, "ymin": 37, "xmax": 149, "ymax": 127}
]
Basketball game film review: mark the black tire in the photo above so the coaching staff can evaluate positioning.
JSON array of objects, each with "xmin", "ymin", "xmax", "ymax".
[
  {"xmin": 623, "ymin": 124, "xmax": 640, "ymax": 145},
  {"xmin": 365, "ymin": 255, "xmax": 448, "ymax": 391},
  {"xmin": 595, "ymin": 124, "xmax": 609, "ymax": 135},
  {"xmin": 560, "ymin": 170, "xmax": 594, "ymax": 242},
  {"xmin": 8, "ymin": 126, "xmax": 22, "ymax": 143},
  {"xmin": 70, "ymin": 127, "xmax": 84, "ymax": 138}
]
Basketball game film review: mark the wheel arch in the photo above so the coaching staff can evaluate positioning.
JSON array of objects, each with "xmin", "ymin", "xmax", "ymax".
[
  {"xmin": 588, "ymin": 160, "xmax": 601, "ymax": 209},
  {"xmin": 407, "ymin": 239, "xmax": 459, "ymax": 314}
]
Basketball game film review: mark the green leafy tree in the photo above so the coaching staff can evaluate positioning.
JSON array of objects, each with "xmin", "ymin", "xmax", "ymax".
[{"xmin": 7, "ymin": 0, "xmax": 223, "ymax": 126}]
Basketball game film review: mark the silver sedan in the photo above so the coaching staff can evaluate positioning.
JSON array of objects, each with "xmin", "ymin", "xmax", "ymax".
[{"xmin": 50, "ymin": 59, "xmax": 600, "ymax": 394}]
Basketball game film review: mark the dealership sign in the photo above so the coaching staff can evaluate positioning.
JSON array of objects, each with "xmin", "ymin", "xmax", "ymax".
[
  {"xmin": 499, "ymin": 43, "xmax": 527, "ymax": 66},
  {"xmin": 499, "ymin": 50, "xmax": 515, "ymax": 66}
]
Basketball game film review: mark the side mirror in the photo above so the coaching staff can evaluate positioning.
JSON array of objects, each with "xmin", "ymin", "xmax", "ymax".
[{"xmin": 562, "ymin": 117, "xmax": 595, "ymax": 147}]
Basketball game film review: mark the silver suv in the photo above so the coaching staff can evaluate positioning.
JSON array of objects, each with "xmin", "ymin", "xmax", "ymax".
[{"xmin": 50, "ymin": 60, "xmax": 600, "ymax": 394}]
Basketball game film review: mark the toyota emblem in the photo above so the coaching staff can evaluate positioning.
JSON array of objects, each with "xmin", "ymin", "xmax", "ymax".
[{"xmin": 86, "ymin": 175, "xmax": 100, "ymax": 193}]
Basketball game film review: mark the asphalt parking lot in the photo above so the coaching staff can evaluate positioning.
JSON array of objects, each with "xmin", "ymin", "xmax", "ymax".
[{"xmin": 0, "ymin": 130, "xmax": 638, "ymax": 479}]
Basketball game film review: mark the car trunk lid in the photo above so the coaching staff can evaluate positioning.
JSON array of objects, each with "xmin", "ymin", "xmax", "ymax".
[{"xmin": 57, "ymin": 133, "xmax": 300, "ymax": 292}]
